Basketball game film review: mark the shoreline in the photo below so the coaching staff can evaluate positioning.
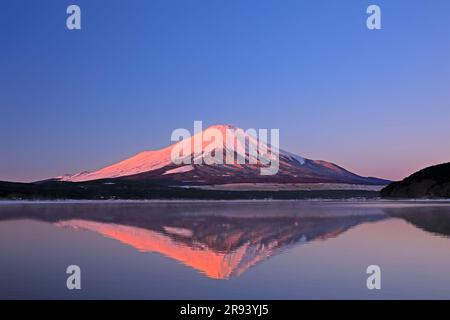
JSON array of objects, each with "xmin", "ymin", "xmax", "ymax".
[{"xmin": 1, "ymin": 198, "xmax": 450, "ymax": 205}]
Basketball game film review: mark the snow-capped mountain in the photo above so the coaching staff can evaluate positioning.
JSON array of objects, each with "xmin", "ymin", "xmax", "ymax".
[{"xmin": 56, "ymin": 124, "xmax": 388, "ymax": 185}]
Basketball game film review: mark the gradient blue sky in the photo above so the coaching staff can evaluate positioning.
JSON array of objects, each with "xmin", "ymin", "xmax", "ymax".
[{"xmin": 1, "ymin": 0, "xmax": 450, "ymax": 182}]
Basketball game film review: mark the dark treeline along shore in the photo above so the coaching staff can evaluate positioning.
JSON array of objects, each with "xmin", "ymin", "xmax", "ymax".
[
  {"xmin": 381, "ymin": 162, "xmax": 450, "ymax": 199},
  {"xmin": 0, "ymin": 180, "xmax": 378, "ymax": 200}
]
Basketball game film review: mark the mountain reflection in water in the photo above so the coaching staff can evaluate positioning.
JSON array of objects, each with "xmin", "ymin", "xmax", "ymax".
[{"xmin": 1, "ymin": 201, "xmax": 450, "ymax": 280}]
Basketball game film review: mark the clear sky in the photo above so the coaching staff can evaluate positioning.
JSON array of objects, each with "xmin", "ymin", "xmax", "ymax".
[{"xmin": 1, "ymin": 0, "xmax": 450, "ymax": 182}]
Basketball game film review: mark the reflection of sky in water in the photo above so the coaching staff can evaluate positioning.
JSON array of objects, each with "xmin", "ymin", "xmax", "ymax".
[{"xmin": 1, "ymin": 201, "xmax": 450, "ymax": 299}]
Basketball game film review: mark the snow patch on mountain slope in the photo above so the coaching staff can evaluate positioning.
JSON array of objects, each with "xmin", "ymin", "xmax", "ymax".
[
  {"xmin": 281, "ymin": 151, "xmax": 306, "ymax": 165},
  {"xmin": 163, "ymin": 165, "xmax": 194, "ymax": 175}
]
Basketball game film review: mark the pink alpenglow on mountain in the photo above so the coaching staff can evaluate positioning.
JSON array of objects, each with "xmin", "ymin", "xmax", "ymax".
[{"xmin": 56, "ymin": 125, "xmax": 389, "ymax": 186}]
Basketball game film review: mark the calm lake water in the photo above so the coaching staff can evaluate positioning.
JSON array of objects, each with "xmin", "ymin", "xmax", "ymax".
[{"xmin": 1, "ymin": 200, "xmax": 450, "ymax": 300}]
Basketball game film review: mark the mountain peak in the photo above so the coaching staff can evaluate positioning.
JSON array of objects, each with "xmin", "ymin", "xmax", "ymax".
[
  {"xmin": 204, "ymin": 124, "xmax": 241, "ymax": 135},
  {"xmin": 207, "ymin": 124, "xmax": 238, "ymax": 130}
]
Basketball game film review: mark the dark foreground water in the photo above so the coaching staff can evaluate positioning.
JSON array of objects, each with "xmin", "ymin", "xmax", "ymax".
[{"xmin": 1, "ymin": 200, "xmax": 450, "ymax": 299}]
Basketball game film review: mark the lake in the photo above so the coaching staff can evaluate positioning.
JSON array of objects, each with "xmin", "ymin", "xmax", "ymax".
[{"xmin": 1, "ymin": 200, "xmax": 450, "ymax": 299}]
